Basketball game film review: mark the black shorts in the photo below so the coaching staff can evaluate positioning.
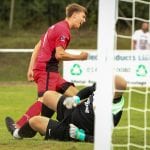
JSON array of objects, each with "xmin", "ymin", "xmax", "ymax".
[
  {"xmin": 113, "ymin": 110, "xmax": 123, "ymax": 126},
  {"xmin": 45, "ymin": 119, "xmax": 70, "ymax": 141},
  {"xmin": 56, "ymin": 95, "xmax": 73, "ymax": 123}
]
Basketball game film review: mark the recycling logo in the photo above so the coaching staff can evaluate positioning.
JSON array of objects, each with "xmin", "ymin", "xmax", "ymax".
[
  {"xmin": 70, "ymin": 64, "xmax": 82, "ymax": 75},
  {"xmin": 136, "ymin": 64, "xmax": 148, "ymax": 77}
]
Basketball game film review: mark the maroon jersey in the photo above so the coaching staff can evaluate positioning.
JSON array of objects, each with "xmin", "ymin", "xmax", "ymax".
[{"xmin": 34, "ymin": 20, "xmax": 71, "ymax": 72}]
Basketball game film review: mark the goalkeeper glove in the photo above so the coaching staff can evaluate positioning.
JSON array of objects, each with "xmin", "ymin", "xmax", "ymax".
[
  {"xmin": 69, "ymin": 124, "xmax": 85, "ymax": 141},
  {"xmin": 63, "ymin": 96, "xmax": 80, "ymax": 109}
]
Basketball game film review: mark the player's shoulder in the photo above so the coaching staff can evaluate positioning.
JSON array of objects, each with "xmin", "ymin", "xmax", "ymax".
[
  {"xmin": 47, "ymin": 20, "xmax": 70, "ymax": 40},
  {"xmin": 55, "ymin": 20, "xmax": 70, "ymax": 33},
  {"xmin": 47, "ymin": 20, "xmax": 67, "ymax": 31},
  {"xmin": 133, "ymin": 29, "xmax": 143, "ymax": 38},
  {"xmin": 134, "ymin": 29, "xmax": 141, "ymax": 34}
]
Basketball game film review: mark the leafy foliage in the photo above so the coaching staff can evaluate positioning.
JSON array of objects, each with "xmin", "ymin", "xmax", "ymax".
[{"xmin": 0, "ymin": 0, "xmax": 98, "ymax": 30}]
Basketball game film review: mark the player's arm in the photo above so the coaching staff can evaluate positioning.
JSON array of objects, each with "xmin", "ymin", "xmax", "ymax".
[
  {"xmin": 55, "ymin": 46, "xmax": 88, "ymax": 61},
  {"xmin": 63, "ymin": 83, "xmax": 96, "ymax": 109},
  {"xmin": 27, "ymin": 40, "xmax": 41, "ymax": 81},
  {"xmin": 76, "ymin": 83, "xmax": 96, "ymax": 99},
  {"xmin": 69, "ymin": 124, "xmax": 94, "ymax": 143}
]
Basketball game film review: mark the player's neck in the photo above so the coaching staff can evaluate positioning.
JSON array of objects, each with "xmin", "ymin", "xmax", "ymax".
[{"xmin": 65, "ymin": 18, "xmax": 74, "ymax": 29}]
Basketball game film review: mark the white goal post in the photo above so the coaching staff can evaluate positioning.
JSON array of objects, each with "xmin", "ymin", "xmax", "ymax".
[{"xmin": 94, "ymin": 0, "xmax": 116, "ymax": 149}]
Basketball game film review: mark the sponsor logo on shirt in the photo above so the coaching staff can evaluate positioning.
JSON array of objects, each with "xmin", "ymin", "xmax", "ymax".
[
  {"xmin": 60, "ymin": 35, "xmax": 66, "ymax": 42},
  {"xmin": 49, "ymin": 129, "xmax": 51, "ymax": 136},
  {"xmin": 84, "ymin": 98, "xmax": 90, "ymax": 113}
]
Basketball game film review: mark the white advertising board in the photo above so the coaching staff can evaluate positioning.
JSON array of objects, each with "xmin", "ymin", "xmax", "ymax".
[{"xmin": 63, "ymin": 50, "xmax": 150, "ymax": 86}]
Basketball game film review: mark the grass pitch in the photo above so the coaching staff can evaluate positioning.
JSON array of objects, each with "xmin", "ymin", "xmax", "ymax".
[
  {"xmin": 0, "ymin": 83, "xmax": 150, "ymax": 150},
  {"xmin": 0, "ymin": 83, "xmax": 93, "ymax": 150}
]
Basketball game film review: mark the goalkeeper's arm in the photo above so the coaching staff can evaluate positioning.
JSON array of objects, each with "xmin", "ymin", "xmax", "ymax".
[
  {"xmin": 63, "ymin": 83, "xmax": 96, "ymax": 109},
  {"xmin": 69, "ymin": 124, "xmax": 94, "ymax": 143},
  {"xmin": 76, "ymin": 83, "xmax": 96, "ymax": 99}
]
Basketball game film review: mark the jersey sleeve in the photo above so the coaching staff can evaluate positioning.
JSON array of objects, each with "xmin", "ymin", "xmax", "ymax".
[{"xmin": 55, "ymin": 30, "xmax": 70, "ymax": 49}]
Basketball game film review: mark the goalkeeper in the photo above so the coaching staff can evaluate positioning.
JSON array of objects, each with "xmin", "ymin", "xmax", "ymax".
[{"xmin": 7, "ymin": 75, "xmax": 127, "ymax": 142}]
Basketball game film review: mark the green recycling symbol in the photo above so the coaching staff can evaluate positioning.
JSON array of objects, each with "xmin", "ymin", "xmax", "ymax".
[
  {"xmin": 70, "ymin": 64, "xmax": 82, "ymax": 75},
  {"xmin": 136, "ymin": 64, "xmax": 148, "ymax": 77}
]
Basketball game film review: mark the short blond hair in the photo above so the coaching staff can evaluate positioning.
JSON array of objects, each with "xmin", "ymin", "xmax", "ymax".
[{"xmin": 66, "ymin": 3, "xmax": 87, "ymax": 18}]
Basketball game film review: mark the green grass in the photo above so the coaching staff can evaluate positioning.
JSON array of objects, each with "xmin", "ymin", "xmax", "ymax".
[
  {"xmin": 112, "ymin": 87, "xmax": 150, "ymax": 150},
  {"xmin": 0, "ymin": 53, "xmax": 31, "ymax": 81},
  {"xmin": 69, "ymin": 29, "xmax": 97, "ymax": 49},
  {"xmin": 0, "ymin": 29, "xmax": 41, "ymax": 49},
  {"xmin": 0, "ymin": 83, "xmax": 150, "ymax": 150},
  {"xmin": 117, "ymin": 37, "xmax": 131, "ymax": 50},
  {"xmin": 0, "ymin": 83, "xmax": 93, "ymax": 150},
  {"xmin": 0, "ymin": 29, "xmax": 97, "ymax": 49}
]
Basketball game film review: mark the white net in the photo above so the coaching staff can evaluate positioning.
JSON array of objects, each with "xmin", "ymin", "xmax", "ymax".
[
  {"xmin": 113, "ymin": 0, "xmax": 150, "ymax": 149},
  {"xmin": 112, "ymin": 87, "xmax": 150, "ymax": 150},
  {"xmin": 115, "ymin": 0, "xmax": 150, "ymax": 50}
]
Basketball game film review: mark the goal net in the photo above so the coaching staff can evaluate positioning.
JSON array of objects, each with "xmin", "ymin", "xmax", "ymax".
[
  {"xmin": 95, "ymin": 0, "xmax": 150, "ymax": 149},
  {"xmin": 114, "ymin": 0, "xmax": 150, "ymax": 150},
  {"xmin": 112, "ymin": 87, "xmax": 150, "ymax": 150}
]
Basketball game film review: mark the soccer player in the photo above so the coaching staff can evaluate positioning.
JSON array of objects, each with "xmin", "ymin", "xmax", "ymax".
[
  {"xmin": 6, "ymin": 75, "xmax": 127, "ymax": 142},
  {"xmin": 6, "ymin": 3, "xmax": 88, "ymax": 130},
  {"xmin": 132, "ymin": 22, "xmax": 150, "ymax": 50}
]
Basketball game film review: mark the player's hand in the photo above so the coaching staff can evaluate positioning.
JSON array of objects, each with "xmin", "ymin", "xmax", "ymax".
[
  {"xmin": 79, "ymin": 52, "xmax": 88, "ymax": 60},
  {"xmin": 69, "ymin": 124, "xmax": 85, "ymax": 141},
  {"xmin": 69, "ymin": 124, "xmax": 78, "ymax": 139},
  {"xmin": 63, "ymin": 96, "xmax": 80, "ymax": 109},
  {"xmin": 27, "ymin": 69, "xmax": 34, "ymax": 81}
]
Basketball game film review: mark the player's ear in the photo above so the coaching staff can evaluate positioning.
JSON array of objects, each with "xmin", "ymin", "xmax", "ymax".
[{"xmin": 72, "ymin": 12, "xmax": 79, "ymax": 19}]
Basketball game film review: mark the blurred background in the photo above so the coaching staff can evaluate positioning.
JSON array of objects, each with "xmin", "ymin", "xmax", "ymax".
[
  {"xmin": 0, "ymin": 0, "xmax": 98, "ymax": 48},
  {"xmin": 0, "ymin": 0, "xmax": 149, "ymax": 81},
  {"xmin": 0, "ymin": 0, "xmax": 98, "ymax": 82}
]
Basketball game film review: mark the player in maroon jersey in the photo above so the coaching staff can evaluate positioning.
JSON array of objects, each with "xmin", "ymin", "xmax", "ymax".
[{"xmin": 5, "ymin": 3, "xmax": 88, "ymax": 134}]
